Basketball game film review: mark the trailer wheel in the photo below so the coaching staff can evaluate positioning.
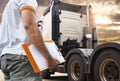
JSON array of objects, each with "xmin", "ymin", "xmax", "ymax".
[
  {"xmin": 67, "ymin": 54, "xmax": 85, "ymax": 81},
  {"xmin": 94, "ymin": 49, "xmax": 120, "ymax": 81}
]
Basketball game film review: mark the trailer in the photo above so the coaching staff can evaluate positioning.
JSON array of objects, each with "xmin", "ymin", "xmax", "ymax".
[{"xmin": 38, "ymin": 0, "xmax": 120, "ymax": 81}]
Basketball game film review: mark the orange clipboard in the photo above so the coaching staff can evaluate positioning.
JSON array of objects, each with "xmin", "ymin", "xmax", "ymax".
[{"xmin": 22, "ymin": 40, "xmax": 65, "ymax": 73}]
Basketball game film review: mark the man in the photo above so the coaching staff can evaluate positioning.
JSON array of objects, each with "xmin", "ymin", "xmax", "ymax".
[{"xmin": 0, "ymin": 0, "xmax": 58, "ymax": 81}]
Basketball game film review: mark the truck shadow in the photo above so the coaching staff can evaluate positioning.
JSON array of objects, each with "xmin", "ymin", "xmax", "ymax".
[{"xmin": 43, "ymin": 76, "xmax": 68, "ymax": 81}]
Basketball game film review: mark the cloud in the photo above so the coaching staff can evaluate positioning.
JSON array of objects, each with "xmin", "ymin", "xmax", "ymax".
[
  {"xmin": 37, "ymin": 0, "xmax": 50, "ymax": 6},
  {"xmin": 116, "ymin": 0, "xmax": 120, "ymax": 2},
  {"xmin": 110, "ymin": 13, "xmax": 120, "ymax": 22}
]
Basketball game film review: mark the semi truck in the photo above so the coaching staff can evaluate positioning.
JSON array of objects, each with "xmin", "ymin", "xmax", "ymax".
[{"xmin": 37, "ymin": 0, "xmax": 120, "ymax": 81}]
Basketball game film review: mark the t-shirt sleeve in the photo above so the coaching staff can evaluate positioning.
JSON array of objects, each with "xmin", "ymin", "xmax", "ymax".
[{"xmin": 15, "ymin": 0, "xmax": 38, "ymax": 15}]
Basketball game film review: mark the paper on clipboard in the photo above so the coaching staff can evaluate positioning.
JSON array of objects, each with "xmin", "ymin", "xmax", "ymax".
[{"xmin": 22, "ymin": 41, "xmax": 65, "ymax": 73}]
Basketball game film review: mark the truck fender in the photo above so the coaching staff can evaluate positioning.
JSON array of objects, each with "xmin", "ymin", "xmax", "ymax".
[
  {"xmin": 64, "ymin": 48, "xmax": 89, "ymax": 73},
  {"xmin": 89, "ymin": 42, "xmax": 120, "ymax": 74}
]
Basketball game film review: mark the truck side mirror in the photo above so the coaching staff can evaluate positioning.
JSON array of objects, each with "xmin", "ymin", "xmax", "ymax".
[{"xmin": 37, "ymin": 21, "xmax": 43, "ymax": 31}]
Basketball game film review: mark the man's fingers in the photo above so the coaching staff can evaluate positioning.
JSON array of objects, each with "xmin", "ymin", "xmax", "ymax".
[{"xmin": 49, "ymin": 59, "xmax": 59, "ymax": 69}]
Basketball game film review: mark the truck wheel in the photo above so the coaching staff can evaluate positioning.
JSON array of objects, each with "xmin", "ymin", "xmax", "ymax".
[
  {"xmin": 67, "ymin": 54, "xmax": 85, "ymax": 81},
  {"xmin": 94, "ymin": 49, "xmax": 120, "ymax": 81},
  {"xmin": 41, "ymin": 69, "xmax": 50, "ymax": 79}
]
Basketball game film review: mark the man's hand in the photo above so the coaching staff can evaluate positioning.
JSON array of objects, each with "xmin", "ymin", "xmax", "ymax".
[{"xmin": 46, "ymin": 57, "xmax": 59, "ymax": 69}]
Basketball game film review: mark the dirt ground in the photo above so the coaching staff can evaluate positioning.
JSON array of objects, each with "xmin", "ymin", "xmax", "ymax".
[{"xmin": 0, "ymin": 70, "xmax": 4, "ymax": 81}]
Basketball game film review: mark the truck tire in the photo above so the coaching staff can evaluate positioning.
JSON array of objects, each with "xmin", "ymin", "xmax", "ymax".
[
  {"xmin": 94, "ymin": 49, "xmax": 120, "ymax": 81},
  {"xmin": 67, "ymin": 54, "xmax": 85, "ymax": 81}
]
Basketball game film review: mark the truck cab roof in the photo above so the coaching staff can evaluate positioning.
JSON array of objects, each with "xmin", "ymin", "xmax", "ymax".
[{"xmin": 43, "ymin": 0, "xmax": 91, "ymax": 16}]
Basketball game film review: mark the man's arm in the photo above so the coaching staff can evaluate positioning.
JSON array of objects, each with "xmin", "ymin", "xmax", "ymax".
[{"xmin": 20, "ymin": 8, "xmax": 58, "ymax": 69}]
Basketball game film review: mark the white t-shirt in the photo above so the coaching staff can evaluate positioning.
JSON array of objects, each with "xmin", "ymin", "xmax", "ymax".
[{"xmin": 0, "ymin": 0, "xmax": 38, "ymax": 56}]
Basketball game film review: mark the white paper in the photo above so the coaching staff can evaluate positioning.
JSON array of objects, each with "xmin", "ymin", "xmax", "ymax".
[{"xmin": 28, "ymin": 42, "xmax": 65, "ymax": 71}]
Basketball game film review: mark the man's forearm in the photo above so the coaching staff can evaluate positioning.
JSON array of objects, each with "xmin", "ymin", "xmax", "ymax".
[
  {"xmin": 21, "ymin": 8, "xmax": 59, "ymax": 69},
  {"xmin": 21, "ymin": 10, "xmax": 52, "ymax": 60},
  {"xmin": 25, "ymin": 22, "xmax": 52, "ymax": 60}
]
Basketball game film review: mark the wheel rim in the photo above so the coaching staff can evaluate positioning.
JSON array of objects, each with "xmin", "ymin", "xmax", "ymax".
[
  {"xmin": 70, "ymin": 60, "xmax": 81, "ymax": 80},
  {"xmin": 99, "ymin": 59, "xmax": 120, "ymax": 81}
]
